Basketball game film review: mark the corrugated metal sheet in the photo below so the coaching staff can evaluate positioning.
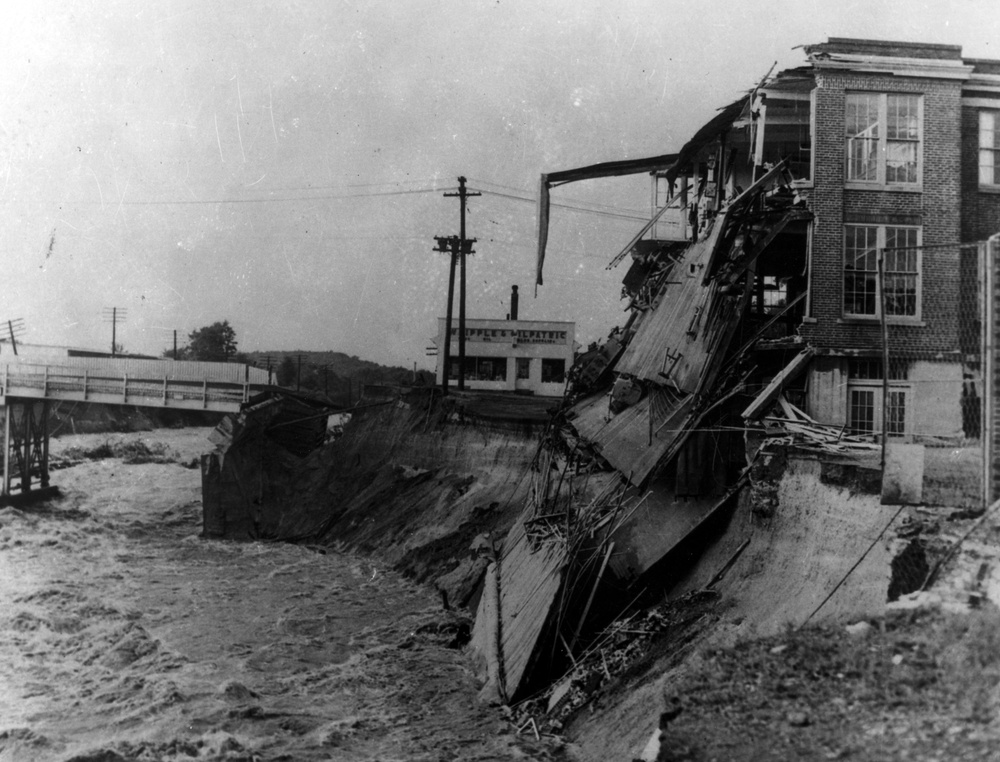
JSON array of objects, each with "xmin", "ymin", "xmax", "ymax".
[
  {"xmin": 569, "ymin": 387, "xmax": 696, "ymax": 486},
  {"xmin": 614, "ymin": 219, "xmax": 746, "ymax": 393}
]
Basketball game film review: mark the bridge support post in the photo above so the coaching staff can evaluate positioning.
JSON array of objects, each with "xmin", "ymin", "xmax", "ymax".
[
  {"xmin": 2, "ymin": 400, "xmax": 50, "ymax": 499},
  {"xmin": 2, "ymin": 404, "xmax": 10, "ymax": 497}
]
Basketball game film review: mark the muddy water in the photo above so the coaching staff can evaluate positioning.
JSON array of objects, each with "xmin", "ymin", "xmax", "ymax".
[{"xmin": 0, "ymin": 429, "xmax": 547, "ymax": 762}]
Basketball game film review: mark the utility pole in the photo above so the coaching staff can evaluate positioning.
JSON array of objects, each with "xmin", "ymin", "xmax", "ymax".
[
  {"xmin": 434, "ymin": 176, "xmax": 479, "ymax": 394},
  {"xmin": 0, "ymin": 319, "xmax": 25, "ymax": 356},
  {"xmin": 102, "ymin": 307, "xmax": 126, "ymax": 357}
]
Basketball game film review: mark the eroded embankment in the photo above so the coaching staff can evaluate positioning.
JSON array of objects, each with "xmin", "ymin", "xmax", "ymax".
[
  {"xmin": 234, "ymin": 396, "xmax": 551, "ymax": 608},
  {"xmin": 560, "ymin": 450, "xmax": 913, "ymax": 761}
]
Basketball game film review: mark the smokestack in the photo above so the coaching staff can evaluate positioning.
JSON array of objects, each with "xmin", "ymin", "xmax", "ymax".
[{"xmin": 510, "ymin": 285, "xmax": 519, "ymax": 321}]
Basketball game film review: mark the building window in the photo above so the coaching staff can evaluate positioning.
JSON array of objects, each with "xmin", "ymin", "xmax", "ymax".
[
  {"xmin": 448, "ymin": 356, "xmax": 507, "ymax": 382},
  {"xmin": 849, "ymin": 388, "xmax": 876, "ymax": 434},
  {"xmin": 516, "ymin": 358, "xmax": 531, "ymax": 380},
  {"xmin": 980, "ymin": 110, "xmax": 1000, "ymax": 186},
  {"xmin": 847, "ymin": 359, "xmax": 909, "ymax": 437},
  {"xmin": 541, "ymin": 358, "xmax": 566, "ymax": 384},
  {"xmin": 761, "ymin": 276, "xmax": 788, "ymax": 313},
  {"xmin": 845, "ymin": 93, "xmax": 921, "ymax": 186},
  {"xmin": 843, "ymin": 225, "xmax": 921, "ymax": 318}
]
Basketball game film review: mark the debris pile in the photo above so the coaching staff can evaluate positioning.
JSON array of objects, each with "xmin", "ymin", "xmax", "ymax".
[
  {"xmin": 756, "ymin": 395, "xmax": 880, "ymax": 454},
  {"xmin": 508, "ymin": 590, "xmax": 720, "ymax": 736}
]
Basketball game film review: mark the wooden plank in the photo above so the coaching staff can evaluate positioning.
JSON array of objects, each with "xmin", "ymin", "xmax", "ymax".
[
  {"xmin": 470, "ymin": 506, "xmax": 566, "ymax": 701},
  {"xmin": 741, "ymin": 347, "xmax": 815, "ymax": 420}
]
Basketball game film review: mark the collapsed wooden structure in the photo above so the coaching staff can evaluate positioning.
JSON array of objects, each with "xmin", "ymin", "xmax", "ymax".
[{"xmin": 472, "ymin": 153, "xmax": 819, "ymax": 701}]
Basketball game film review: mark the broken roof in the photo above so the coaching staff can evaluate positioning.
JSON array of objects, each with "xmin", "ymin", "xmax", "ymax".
[{"xmin": 802, "ymin": 37, "xmax": 964, "ymax": 60}]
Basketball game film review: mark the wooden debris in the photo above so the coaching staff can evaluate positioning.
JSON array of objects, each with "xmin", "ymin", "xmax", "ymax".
[{"xmin": 760, "ymin": 393, "xmax": 880, "ymax": 452}]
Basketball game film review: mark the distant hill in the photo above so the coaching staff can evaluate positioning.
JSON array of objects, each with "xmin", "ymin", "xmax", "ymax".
[{"xmin": 240, "ymin": 350, "xmax": 435, "ymax": 405}]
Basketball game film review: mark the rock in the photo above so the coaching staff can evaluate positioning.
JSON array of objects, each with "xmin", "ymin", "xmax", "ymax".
[
  {"xmin": 844, "ymin": 621, "xmax": 872, "ymax": 637},
  {"xmin": 770, "ymin": 644, "xmax": 788, "ymax": 654},
  {"xmin": 220, "ymin": 680, "xmax": 260, "ymax": 702},
  {"xmin": 787, "ymin": 710, "xmax": 810, "ymax": 727}
]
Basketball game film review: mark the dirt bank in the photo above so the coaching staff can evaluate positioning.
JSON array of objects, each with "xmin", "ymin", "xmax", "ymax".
[{"xmin": 210, "ymin": 395, "xmax": 566, "ymax": 609}]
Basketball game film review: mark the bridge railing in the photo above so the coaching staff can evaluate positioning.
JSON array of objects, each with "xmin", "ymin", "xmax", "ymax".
[{"xmin": 0, "ymin": 363, "xmax": 270, "ymax": 412}]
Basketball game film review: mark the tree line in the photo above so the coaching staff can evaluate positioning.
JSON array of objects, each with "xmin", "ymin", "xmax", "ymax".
[{"xmin": 166, "ymin": 321, "xmax": 434, "ymax": 405}]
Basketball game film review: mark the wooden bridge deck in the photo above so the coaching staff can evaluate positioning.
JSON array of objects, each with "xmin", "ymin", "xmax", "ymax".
[{"xmin": 0, "ymin": 361, "xmax": 272, "ymax": 413}]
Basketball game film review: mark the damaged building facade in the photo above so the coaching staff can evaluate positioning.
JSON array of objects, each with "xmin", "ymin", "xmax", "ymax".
[
  {"xmin": 471, "ymin": 38, "xmax": 1000, "ymax": 704},
  {"xmin": 541, "ymin": 38, "xmax": 1000, "ymax": 447}
]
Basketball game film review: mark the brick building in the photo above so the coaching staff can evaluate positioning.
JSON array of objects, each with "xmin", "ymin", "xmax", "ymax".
[{"xmin": 538, "ymin": 38, "xmax": 1000, "ymax": 445}]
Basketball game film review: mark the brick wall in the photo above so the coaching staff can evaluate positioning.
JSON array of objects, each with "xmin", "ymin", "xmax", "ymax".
[{"xmin": 801, "ymin": 72, "xmax": 964, "ymax": 358}]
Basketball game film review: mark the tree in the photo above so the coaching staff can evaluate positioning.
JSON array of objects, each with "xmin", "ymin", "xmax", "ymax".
[{"xmin": 187, "ymin": 321, "xmax": 238, "ymax": 362}]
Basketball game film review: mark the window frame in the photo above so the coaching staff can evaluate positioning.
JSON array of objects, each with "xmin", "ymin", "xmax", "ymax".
[
  {"xmin": 844, "ymin": 92, "xmax": 923, "ymax": 189},
  {"xmin": 842, "ymin": 224, "xmax": 922, "ymax": 321},
  {"xmin": 846, "ymin": 360, "xmax": 911, "ymax": 439},
  {"xmin": 540, "ymin": 358, "xmax": 566, "ymax": 384},
  {"xmin": 980, "ymin": 110, "xmax": 1000, "ymax": 188}
]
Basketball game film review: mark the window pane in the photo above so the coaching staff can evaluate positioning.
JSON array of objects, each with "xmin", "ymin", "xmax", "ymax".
[
  {"xmin": 981, "ymin": 111, "xmax": 997, "ymax": 149},
  {"xmin": 846, "ymin": 94, "xmax": 880, "ymax": 137},
  {"xmin": 982, "ymin": 148, "xmax": 997, "ymax": 186},
  {"xmin": 980, "ymin": 112, "xmax": 999, "ymax": 185},
  {"xmin": 884, "ymin": 227, "xmax": 919, "ymax": 317},
  {"xmin": 850, "ymin": 389, "xmax": 875, "ymax": 434},
  {"xmin": 516, "ymin": 358, "xmax": 530, "ymax": 379},
  {"xmin": 541, "ymin": 359, "xmax": 566, "ymax": 383},
  {"xmin": 846, "ymin": 94, "xmax": 880, "ymax": 181},
  {"xmin": 886, "ymin": 95, "xmax": 919, "ymax": 139},
  {"xmin": 847, "ymin": 137, "xmax": 879, "ymax": 180},
  {"xmin": 844, "ymin": 226, "xmax": 878, "ymax": 315},
  {"xmin": 886, "ymin": 141, "xmax": 917, "ymax": 183},
  {"xmin": 887, "ymin": 391, "xmax": 906, "ymax": 435}
]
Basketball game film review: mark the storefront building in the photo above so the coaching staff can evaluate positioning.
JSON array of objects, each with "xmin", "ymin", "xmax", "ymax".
[{"xmin": 434, "ymin": 318, "xmax": 575, "ymax": 397}]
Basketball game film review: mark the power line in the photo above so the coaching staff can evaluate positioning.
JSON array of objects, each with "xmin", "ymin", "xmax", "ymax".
[
  {"xmin": 14, "ymin": 186, "xmax": 449, "ymax": 208},
  {"xmin": 466, "ymin": 175, "xmax": 648, "ymax": 216},
  {"xmin": 472, "ymin": 188, "xmax": 649, "ymax": 222}
]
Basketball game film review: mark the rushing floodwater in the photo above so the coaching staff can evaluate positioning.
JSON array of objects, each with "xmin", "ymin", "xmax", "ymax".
[{"xmin": 0, "ymin": 429, "xmax": 550, "ymax": 762}]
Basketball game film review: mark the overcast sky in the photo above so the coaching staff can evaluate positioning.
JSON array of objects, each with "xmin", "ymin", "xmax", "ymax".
[{"xmin": 1, "ymin": 0, "xmax": 997, "ymax": 368}]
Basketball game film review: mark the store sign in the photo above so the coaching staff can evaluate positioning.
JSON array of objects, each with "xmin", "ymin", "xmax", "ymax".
[{"xmin": 449, "ymin": 327, "xmax": 568, "ymax": 345}]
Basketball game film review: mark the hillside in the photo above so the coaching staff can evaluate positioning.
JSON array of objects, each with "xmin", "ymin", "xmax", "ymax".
[{"xmin": 241, "ymin": 350, "xmax": 435, "ymax": 405}]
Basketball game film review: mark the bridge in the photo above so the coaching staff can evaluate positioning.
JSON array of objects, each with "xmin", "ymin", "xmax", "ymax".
[{"xmin": 0, "ymin": 357, "xmax": 274, "ymax": 501}]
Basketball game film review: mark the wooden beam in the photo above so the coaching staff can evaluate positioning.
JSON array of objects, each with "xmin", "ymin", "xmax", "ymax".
[{"xmin": 742, "ymin": 347, "xmax": 815, "ymax": 420}]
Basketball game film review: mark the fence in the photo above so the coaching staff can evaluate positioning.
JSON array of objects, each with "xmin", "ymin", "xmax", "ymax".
[
  {"xmin": 984, "ymin": 233, "xmax": 1000, "ymax": 506},
  {"xmin": 869, "ymin": 235, "xmax": 1000, "ymax": 511}
]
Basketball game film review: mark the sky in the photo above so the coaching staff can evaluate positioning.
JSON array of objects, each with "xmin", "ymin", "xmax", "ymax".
[{"xmin": 1, "ymin": 0, "xmax": 998, "ymax": 369}]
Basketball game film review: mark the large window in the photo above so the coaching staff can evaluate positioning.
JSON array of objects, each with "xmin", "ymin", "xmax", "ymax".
[
  {"xmin": 541, "ymin": 358, "xmax": 566, "ymax": 384},
  {"xmin": 843, "ymin": 225, "xmax": 921, "ymax": 318},
  {"xmin": 448, "ymin": 356, "xmax": 507, "ymax": 382},
  {"xmin": 981, "ymin": 111, "xmax": 1000, "ymax": 186},
  {"xmin": 845, "ymin": 93, "xmax": 921, "ymax": 186}
]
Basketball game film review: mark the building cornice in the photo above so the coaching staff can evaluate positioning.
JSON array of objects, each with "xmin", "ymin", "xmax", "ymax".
[{"xmin": 810, "ymin": 53, "xmax": 973, "ymax": 80}]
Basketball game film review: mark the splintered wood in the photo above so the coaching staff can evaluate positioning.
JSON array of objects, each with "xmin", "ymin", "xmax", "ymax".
[
  {"xmin": 762, "ymin": 394, "xmax": 879, "ymax": 453},
  {"xmin": 471, "ymin": 460, "xmax": 646, "ymax": 702}
]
